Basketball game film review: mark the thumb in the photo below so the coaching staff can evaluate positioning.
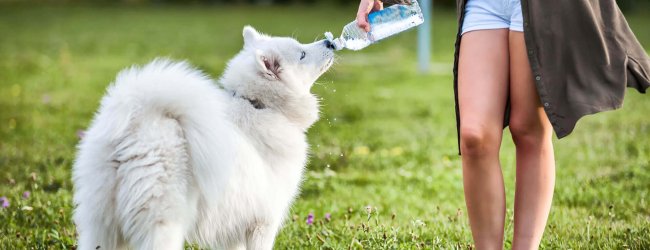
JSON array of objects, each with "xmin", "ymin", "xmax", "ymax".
[
  {"xmin": 357, "ymin": 13, "xmax": 370, "ymax": 32},
  {"xmin": 356, "ymin": 0, "xmax": 375, "ymax": 32}
]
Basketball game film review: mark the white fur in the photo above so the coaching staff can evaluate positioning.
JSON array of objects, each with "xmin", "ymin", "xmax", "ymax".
[{"xmin": 72, "ymin": 26, "xmax": 334, "ymax": 250}]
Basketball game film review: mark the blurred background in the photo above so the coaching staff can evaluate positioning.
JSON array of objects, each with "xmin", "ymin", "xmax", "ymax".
[
  {"xmin": 1, "ymin": 0, "xmax": 649, "ymax": 249},
  {"xmin": 0, "ymin": 0, "xmax": 647, "ymax": 9}
]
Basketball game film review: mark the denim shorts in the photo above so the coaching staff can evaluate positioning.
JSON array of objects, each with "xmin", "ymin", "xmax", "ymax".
[{"xmin": 461, "ymin": 0, "xmax": 524, "ymax": 35}]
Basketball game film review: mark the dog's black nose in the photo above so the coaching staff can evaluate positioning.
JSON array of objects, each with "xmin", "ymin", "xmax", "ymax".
[{"xmin": 324, "ymin": 40, "xmax": 336, "ymax": 50}]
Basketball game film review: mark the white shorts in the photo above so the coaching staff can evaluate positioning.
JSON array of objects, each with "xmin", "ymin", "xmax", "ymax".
[{"xmin": 461, "ymin": 0, "xmax": 524, "ymax": 35}]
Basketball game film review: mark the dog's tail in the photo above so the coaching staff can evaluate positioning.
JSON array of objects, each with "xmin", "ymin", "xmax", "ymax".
[{"xmin": 96, "ymin": 59, "xmax": 238, "ymax": 204}]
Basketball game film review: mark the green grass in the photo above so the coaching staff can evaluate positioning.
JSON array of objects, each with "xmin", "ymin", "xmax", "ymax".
[{"xmin": 1, "ymin": 4, "xmax": 649, "ymax": 249}]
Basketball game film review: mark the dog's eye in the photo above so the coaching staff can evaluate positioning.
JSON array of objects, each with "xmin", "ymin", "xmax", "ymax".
[{"xmin": 300, "ymin": 51, "xmax": 306, "ymax": 60}]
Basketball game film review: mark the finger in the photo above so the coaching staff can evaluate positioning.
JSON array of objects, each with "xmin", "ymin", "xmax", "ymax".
[
  {"xmin": 373, "ymin": 0, "xmax": 384, "ymax": 11},
  {"xmin": 357, "ymin": 0, "xmax": 374, "ymax": 32},
  {"xmin": 358, "ymin": 0, "xmax": 374, "ymax": 13},
  {"xmin": 357, "ymin": 15, "xmax": 370, "ymax": 32}
]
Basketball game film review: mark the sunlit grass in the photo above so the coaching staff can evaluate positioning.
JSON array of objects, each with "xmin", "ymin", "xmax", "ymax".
[{"xmin": 1, "ymin": 4, "xmax": 648, "ymax": 249}]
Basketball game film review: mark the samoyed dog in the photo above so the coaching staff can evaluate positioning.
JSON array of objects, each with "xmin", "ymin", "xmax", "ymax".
[{"xmin": 72, "ymin": 26, "xmax": 336, "ymax": 250}]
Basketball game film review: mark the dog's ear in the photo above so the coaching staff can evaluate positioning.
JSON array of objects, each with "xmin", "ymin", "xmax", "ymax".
[
  {"xmin": 255, "ymin": 49, "xmax": 281, "ymax": 81},
  {"xmin": 243, "ymin": 26, "xmax": 265, "ymax": 48}
]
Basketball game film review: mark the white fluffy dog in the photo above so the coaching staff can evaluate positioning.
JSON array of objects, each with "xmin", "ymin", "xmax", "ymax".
[{"xmin": 72, "ymin": 26, "xmax": 335, "ymax": 250}]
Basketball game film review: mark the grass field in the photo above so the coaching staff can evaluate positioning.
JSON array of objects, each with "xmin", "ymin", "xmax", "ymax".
[{"xmin": 1, "ymin": 4, "xmax": 649, "ymax": 249}]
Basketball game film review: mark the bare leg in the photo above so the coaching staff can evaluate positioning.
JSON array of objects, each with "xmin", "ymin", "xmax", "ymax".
[
  {"xmin": 458, "ymin": 29, "xmax": 510, "ymax": 250},
  {"xmin": 507, "ymin": 31, "xmax": 556, "ymax": 250}
]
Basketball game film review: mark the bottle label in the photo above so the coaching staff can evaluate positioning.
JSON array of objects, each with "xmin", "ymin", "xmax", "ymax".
[{"xmin": 368, "ymin": 0, "xmax": 424, "ymax": 41}]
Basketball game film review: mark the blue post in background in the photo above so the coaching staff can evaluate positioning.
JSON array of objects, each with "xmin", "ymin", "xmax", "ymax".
[{"xmin": 418, "ymin": 0, "xmax": 431, "ymax": 73}]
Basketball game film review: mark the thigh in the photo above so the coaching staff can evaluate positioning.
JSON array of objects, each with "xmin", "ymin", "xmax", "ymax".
[
  {"xmin": 462, "ymin": 0, "xmax": 510, "ymax": 35},
  {"xmin": 458, "ymin": 29, "xmax": 510, "ymax": 139},
  {"xmin": 508, "ymin": 31, "xmax": 552, "ymax": 134}
]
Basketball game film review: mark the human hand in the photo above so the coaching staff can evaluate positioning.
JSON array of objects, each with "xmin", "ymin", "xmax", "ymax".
[{"xmin": 356, "ymin": 0, "xmax": 383, "ymax": 32}]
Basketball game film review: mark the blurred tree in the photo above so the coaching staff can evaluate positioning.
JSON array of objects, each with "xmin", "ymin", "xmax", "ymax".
[{"xmin": 617, "ymin": 0, "xmax": 642, "ymax": 11}]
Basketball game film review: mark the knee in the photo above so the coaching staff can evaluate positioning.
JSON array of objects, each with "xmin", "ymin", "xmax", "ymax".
[
  {"xmin": 460, "ymin": 126, "xmax": 500, "ymax": 157},
  {"xmin": 509, "ymin": 118, "xmax": 552, "ymax": 148}
]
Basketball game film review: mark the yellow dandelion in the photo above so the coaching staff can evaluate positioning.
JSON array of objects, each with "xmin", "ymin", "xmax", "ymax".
[
  {"xmin": 389, "ymin": 147, "xmax": 403, "ymax": 156},
  {"xmin": 353, "ymin": 146, "xmax": 370, "ymax": 156}
]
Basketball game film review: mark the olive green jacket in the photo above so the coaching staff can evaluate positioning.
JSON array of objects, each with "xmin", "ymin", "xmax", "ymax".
[{"xmin": 453, "ymin": 0, "xmax": 650, "ymax": 153}]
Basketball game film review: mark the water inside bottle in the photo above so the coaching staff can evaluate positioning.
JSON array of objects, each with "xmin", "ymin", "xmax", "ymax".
[
  {"xmin": 341, "ymin": 22, "xmax": 372, "ymax": 50},
  {"xmin": 325, "ymin": 0, "xmax": 423, "ymax": 51},
  {"xmin": 367, "ymin": 3, "xmax": 424, "ymax": 41}
]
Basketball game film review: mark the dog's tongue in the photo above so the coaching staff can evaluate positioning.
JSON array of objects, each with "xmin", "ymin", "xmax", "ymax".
[{"xmin": 324, "ymin": 32, "xmax": 343, "ymax": 51}]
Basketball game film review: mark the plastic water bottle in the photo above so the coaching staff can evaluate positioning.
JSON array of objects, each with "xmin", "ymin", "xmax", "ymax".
[{"xmin": 326, "ymin": 0, "xmax": 424, "ymax": 51}]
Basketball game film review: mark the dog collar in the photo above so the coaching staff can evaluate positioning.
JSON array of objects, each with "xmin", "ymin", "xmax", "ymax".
[{"xmin": 231, "ymin": 91, "xmax": 265, "ymax": 110}]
